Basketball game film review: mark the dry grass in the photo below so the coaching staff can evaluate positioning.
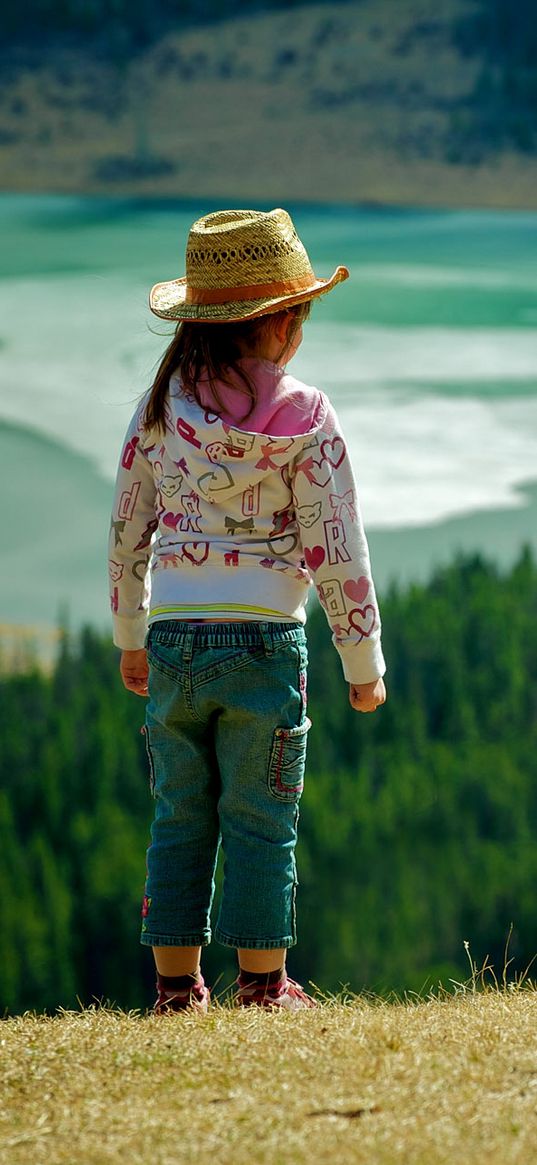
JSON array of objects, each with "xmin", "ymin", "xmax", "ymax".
[{"xmin": 2, "ymin": 982, "xmax": 537, "ymax": 1165}]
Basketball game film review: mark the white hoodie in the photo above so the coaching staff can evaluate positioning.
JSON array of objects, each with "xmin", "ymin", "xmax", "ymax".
[{"xmin": 108, "ymin": 358, "xmax": 386, "ymax": 685}]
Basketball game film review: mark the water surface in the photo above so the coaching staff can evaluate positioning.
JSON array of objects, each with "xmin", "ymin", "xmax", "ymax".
[{"xmin": 1, "ymin": 195, "xmax": 536, "ymax": 631}]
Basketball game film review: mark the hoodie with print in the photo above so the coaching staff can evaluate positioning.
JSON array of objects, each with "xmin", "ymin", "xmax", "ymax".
[{"xmin": 108, "ymin": 358, "xmax": 386, "ymax": 685}]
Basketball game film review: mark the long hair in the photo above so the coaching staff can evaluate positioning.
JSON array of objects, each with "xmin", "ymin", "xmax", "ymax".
[{"xmin": 142, "ymin": 301, "xmax": 311, "ymax": 433}]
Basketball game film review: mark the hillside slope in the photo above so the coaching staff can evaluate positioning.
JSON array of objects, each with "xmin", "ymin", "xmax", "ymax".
[{"xmin": 1, "ymin": 0, "xmax": 536, "ymax": 207}]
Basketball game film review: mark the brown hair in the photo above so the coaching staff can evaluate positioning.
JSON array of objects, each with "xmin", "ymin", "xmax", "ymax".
[{"xmin": 142, "ymin": 300, "xmax": 311, "ymax": 432}]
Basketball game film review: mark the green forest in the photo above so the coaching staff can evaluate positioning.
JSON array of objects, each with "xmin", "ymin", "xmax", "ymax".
[
  {"xmin": 2, "ymin": 0, "xmax": 536, "ymax": 72},
  {"xmin": 2, "ymin": 0, "xmax": 344, "ymax": 45},
  {"xmin": 1, "ymin": 546, "xmax": 536, "ymax": 1015}
]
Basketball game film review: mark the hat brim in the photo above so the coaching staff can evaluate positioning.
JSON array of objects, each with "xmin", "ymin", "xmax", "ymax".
[{"xmin": 149, "ymin": 265, "xmax": 350, "ymax": 323}]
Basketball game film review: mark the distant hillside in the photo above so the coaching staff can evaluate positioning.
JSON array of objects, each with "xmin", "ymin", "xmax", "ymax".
[{"xmin": 0, "ymin": 0, "xmax": 536, "ymax": 207}]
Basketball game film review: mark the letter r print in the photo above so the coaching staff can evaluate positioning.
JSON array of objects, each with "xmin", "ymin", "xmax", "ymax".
[{"xmin": 324, "ymin": 519, "xmax": 351, "ymax": 565}]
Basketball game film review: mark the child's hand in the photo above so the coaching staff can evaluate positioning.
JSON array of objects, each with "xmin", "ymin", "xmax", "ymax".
[
  {"xmin": 349, "ymin": 677, "xmax": 386, "ymax": 713},
  {"xmin": 120, "ymin": 649, "xmax": 149, "ymax": 696}
]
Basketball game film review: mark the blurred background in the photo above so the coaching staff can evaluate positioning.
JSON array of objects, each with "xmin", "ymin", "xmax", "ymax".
[{"xmin": 1, "ymin": 0, "xmax": 536, "ymax": 1013}]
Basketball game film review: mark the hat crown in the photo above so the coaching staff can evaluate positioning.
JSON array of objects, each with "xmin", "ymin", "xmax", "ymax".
[{"xmin": 185, "ymin": 208, "xmax": 314, "ymax": 292}]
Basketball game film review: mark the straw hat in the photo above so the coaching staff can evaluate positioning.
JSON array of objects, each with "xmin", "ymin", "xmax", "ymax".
[{"xmin": 149, "ymin": 208, "xmax": 349, "ymax": 323}]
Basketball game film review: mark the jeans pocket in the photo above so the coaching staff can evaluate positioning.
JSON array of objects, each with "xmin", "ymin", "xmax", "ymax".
[
  {"xmin": 141, "ymin": 724, "xmax": 156, "ymax": 797},
  {"xmin": 267, "ymin": 716, "xmax": 311, "ymax": 802}
]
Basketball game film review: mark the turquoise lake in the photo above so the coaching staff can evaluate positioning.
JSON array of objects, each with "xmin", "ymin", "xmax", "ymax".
[{"xmin": 1, "ymin": 195, "xmax": 536, "ymax": 634}]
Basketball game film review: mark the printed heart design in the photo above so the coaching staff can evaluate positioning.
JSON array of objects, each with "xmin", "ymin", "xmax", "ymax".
[
  {"xmin": 304, "ymin": 545, "xmax": 326, "ymax": 572},
  {"xmin": 267, "ymin": 533, "xmax": 298, "ymax": 558},
  {"xmin": 348, "ymin": 605, "xmax": 376, "ymax": 638},
  {"xmin": 182, "ymin": 542, "xmax": 210, "ymax": 565},
  {"xmin": 162, "ymin": 512, "xmax": 182, "ymax": 531},
  {"xmin": 302, "ymin": 456, "xmax": 333, "ymax": 489},
  {"xmin": 344, "ymin": 576, "xmax": 370, "ymax": 604},
  {"xmin": 197, "ymin": 464, "xmax": 234, "ymax": 497},
  {"xmin": 321, "ymin": 436, "xmax": 346, "ymax": 470}
]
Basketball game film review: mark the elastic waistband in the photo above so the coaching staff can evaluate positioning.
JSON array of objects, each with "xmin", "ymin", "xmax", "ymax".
[{"xmin": 146, "ymin": 619, "xmax": 306, "ymax": 650}]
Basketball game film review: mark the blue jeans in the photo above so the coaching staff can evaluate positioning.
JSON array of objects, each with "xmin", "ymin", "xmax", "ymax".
[{"xmin": 141, "ymin": 620, "xmax": 310, "ymax": 950}]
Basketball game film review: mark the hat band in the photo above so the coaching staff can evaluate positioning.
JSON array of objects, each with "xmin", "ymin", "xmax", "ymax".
[{"xmin": 185, "ymin": 274, "xmax": 316, "ymax": 305}]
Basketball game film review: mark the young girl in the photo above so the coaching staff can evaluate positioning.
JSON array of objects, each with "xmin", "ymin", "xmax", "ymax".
[{"xmin": 108, "ymin": 208, "xmax": 386, "ymax": 1014}]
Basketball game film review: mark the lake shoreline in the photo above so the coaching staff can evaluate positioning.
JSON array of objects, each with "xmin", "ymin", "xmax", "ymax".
[
  {"xmin": 1, "ymin": 418, "xmax": 536, "ymax": 648},
  {"xmin": 3, "ymin": 189, "xmax": 537, "ymax": 216},
  {"xmin": 3, "ymin": 160, "xmax": 537, "ymax": 215}
]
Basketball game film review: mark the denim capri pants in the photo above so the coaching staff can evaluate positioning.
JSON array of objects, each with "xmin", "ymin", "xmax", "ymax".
[{"xmin": 140, "ymin": 620, "xmax": 310, "ymax": 950}]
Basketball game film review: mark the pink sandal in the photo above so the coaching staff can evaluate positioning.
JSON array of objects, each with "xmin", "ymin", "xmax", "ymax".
[{"xmin": 235, "ymin": 972, "xmax": 318, "ymax": 1010}]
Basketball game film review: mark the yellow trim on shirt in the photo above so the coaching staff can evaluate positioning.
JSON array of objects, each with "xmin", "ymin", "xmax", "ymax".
[{"xmin": 150, "ymin": 603, "xmax": 291, "ymax": 618}]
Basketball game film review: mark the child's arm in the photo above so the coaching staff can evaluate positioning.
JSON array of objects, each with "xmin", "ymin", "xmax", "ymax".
[
  {"xmin": 292, "ymin": 397, "xmax": 386, "ymax": 690},
  {"xmin": 108, "ymin": 404, "xmax": 157, "ymax": 654}
]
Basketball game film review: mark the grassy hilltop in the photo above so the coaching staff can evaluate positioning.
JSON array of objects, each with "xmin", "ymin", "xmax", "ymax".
[
  {"xmin": 2, "ymin": 989, "xmax": 537, "ymax": 1165},
  {"xmin": 0, "ymin": 0, "xmax": 536, "ymax": 207}
]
